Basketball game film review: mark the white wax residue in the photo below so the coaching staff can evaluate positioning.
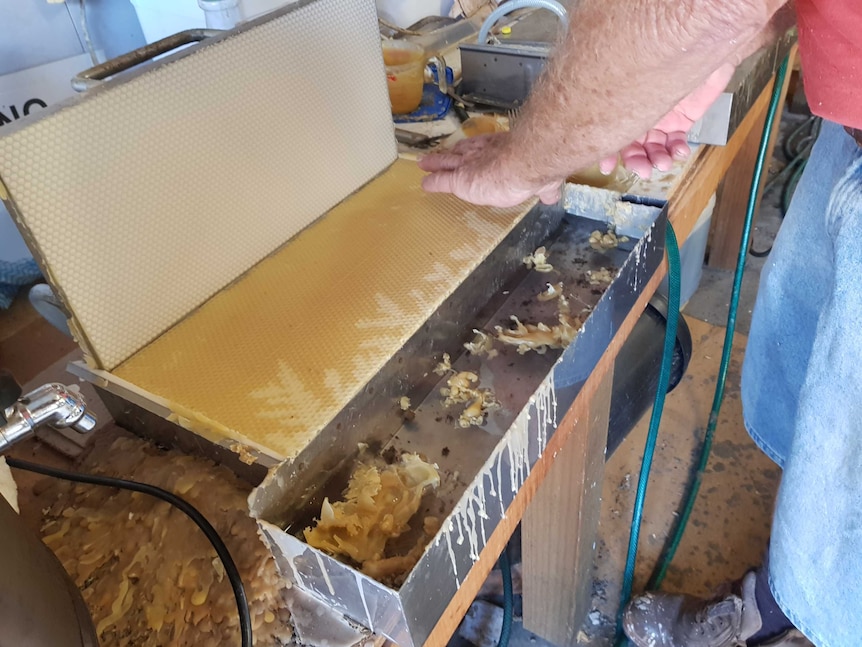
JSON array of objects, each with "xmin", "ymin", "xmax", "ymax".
[
  {"xmin": 444, "ymin": 531, "xmax": 460, "ymax": 588},
  {"xmin": 316, "ymin": 552, "xmax": 336, "ymax": 596},
  {"xmin": 436, "ymin": 374, "xmax": 558, "ymax": 594},
  {"xmin": 354, "ymin": 572, "xmax": 373, "ymax": 630}
]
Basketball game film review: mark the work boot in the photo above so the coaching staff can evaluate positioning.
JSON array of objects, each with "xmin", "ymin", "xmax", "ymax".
[{"xmin": 623, "ymin": 571, "xmax": 762, "ymax": 647}]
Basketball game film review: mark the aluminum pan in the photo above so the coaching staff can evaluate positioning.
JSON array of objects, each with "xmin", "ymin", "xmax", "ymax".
[{"xmin": 253, "ymin": 195, "xmax": 668, "ymax": 646}]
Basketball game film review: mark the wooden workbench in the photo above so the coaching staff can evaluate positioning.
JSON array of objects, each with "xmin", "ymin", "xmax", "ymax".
[{"xmin": 423, "ymin": 48, "xmax": 796, "ymax": 647}]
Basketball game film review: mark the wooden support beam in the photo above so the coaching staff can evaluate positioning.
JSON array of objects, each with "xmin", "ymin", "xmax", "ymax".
[
  {"xmin": 521, "ymin": 366, "xmax": 613, "ymax": 645},
  {"xmin": 422, "ymin": 266, "xmax": 667, "ymax": 647},
  {"xmin": 707, "ymin": 47, "xmax": 797, "ymax": 269}
]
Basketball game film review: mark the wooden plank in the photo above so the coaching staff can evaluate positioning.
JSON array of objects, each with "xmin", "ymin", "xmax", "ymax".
[
  {"xmin": 521, "ymin": 365, "xmax": 613, "ymax": 645},
  {"xmin": 756, "ymin": 44, "xmax": 799, "ymax": 207},
  {"xmin": 667, "ymin": 75, "xmax": 774, "ymax": 247},
  {"xmin": 707, "ymin": 97, "xmax": 770, "ymax": 268},
  {"xmin": 422, "ymin": 264, "xmax": 668, "ymax": 647},
  {"xmin": 707, "ymin": 53, "xmax": 795, "ymax": 268}
]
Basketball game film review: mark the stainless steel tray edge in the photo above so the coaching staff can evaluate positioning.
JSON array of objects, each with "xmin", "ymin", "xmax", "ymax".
[{"xmin": 253, "ymin": 195, "xmax": 668, "ymax": 647}]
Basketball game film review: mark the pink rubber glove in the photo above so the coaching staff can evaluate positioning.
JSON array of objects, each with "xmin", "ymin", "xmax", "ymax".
[
  {"xmin": 418, "ymin": 134, "xmax": 564, "ymax": 208},
  {"xmin": 599, "ymin": 63, "xmax": 736, "ymax": 179}
]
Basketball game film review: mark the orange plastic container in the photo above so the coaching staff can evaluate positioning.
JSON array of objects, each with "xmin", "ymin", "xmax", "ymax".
[{"xmin": 382, "ymin": 40, "xmax": 427, "ymax": 115}]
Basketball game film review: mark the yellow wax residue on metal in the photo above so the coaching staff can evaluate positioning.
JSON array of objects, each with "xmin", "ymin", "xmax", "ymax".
[{"xmin": 115, "ymin": 160, "xmax": 532, "ymax": 461}]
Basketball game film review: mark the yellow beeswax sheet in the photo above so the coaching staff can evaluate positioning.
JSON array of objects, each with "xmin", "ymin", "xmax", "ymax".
[{"xmin": 114, "ymin": 160, "xmax": 532, "ymax": 461}]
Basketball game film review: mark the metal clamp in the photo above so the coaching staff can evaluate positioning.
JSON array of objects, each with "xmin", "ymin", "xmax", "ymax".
[{"xmin": 72, "ymin": 29, "xmax": 224, "ymax": 92}]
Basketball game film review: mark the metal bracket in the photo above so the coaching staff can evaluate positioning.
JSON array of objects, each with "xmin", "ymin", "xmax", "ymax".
[{"xmin": 72, "ymin": 29, "xmax": 223, "ymax": 91}]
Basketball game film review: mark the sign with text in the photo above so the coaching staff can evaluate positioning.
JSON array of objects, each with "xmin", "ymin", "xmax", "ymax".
[{"xmin": 0, "ymin": 53, "xmax": 95, "ymax": 128}]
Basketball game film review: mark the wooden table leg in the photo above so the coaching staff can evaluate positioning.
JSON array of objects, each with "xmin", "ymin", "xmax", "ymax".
[
  {"xmin": 707, "ymin": 46, "xmax": 797, "ymax": 269},
  {"xmin": 521, "ymin": 367, "xmax": 613, "ymax": 645}
]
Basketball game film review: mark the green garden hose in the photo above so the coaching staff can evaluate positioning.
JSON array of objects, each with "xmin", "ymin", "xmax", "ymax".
[
  {"xmin": 613, "ymin": 55, "xmax": 791, "ymax": 645},
  {"xmin": 613, "ymin": 222, "xmax": 682, "ymax": 646},
  {"xmin": 646, "ymin": 55, "xmax": 790, "ymax": 592}
]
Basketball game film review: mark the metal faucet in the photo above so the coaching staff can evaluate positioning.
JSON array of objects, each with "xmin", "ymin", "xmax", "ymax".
[{"xmin": 0, "ymin": 370, "xmax": 97, "ymax": 453}]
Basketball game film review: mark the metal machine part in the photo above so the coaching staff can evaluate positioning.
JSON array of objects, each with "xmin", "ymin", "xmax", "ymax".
[
  {"xmin": 458, "ymin": 7, "xmax": 563, "ymax": 110},
  {"xmin": 459, "ymin": 41, "xmax": 551, "ymax": 109},
  {"xmin": 0, "ymin": 369, "xmax": 98, "ymax": 646},
  {"xmin": 0, "ymin": 370, "xmax": 97, "ymax": 452},
  {"xmin": 71, "ymin": 28, "xmax": 223, "ymax": 91},
  {"xmin": 0, "ymin": 0, "xmax": 718, "ymax": 641},
  {"xmin": 0, "ymin": 494, "xmax": 99, "ymax": 647},
  {"xmin": 249, "ymin": 196, "xmax": 669, "ymax": 647},
  {"xmin": 69, "ymin": 191, "xmax": 667, "ymax": 647},
  {"xmin": 607, "ymin": 293, "xmax": 693, "ymax": 457}
]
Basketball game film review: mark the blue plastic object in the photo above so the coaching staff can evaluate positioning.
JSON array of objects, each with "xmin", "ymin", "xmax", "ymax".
[{"xmin": 393, "ymin": 65, "xmax": 454, "ymax": 123}]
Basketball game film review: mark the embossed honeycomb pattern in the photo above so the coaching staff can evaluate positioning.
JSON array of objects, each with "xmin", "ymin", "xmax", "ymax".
[
  {"xmin": 0, "ymin": 0, "xmax": 396, "ymax": 369},
  {"xmin": 115, "ymin": 161, "xmax": 532, "ymax": 461}
]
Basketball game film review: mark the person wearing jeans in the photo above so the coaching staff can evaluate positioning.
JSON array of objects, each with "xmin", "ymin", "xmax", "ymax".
[{"xmin": 621, "ymin": 120, "xmax": 862, "ymax": 647}]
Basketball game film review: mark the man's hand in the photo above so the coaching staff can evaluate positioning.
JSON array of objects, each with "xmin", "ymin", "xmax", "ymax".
[
  {"xmin": 418, "ymin": 134, "xmax": 564, "ymax": 208},
  {"xmin": 420, "ymin": 60, "xmax": 735, "ymax": 203},
  {"xmin": 599, "ymin": 63, "xmax": 736, "ymax": 179}
]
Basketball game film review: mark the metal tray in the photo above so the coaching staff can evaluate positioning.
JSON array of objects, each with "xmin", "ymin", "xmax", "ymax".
[{"xmin": 249, "ymin": 192, "xmax": 667, "ymax": 646}]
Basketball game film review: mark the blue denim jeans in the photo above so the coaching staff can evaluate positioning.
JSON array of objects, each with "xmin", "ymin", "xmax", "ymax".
[{"xmin": 742, "ymin": 120, "xmax": 862, "ymax": 647}]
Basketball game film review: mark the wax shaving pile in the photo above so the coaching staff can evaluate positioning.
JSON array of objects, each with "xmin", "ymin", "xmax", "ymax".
[
  {"xmin": 34, "ymin": 433, "xmax": 293, "ymax": 646},
  {"xmin": 304, "ymin": 453, "xmax": 440, "ymax": 581},
  {"xmin": 586, "ymin": 267, "xmax": 614, "ymax": 285},
  {"xmin": 522, "ymin": 246, "xmax": 554, "ymax": 273},
  {"xmin": 433, "ymin": 352, "xmax": 454, "ymax": 376},
  {"xmin": 442, "ymin": 371, "xmax": 480, "ymax": 406},
  {"xmin": 589, "ymin": 228, "xmax": 629, "ymax": 251},
  {"xmin": 434, "ymin": 355, "xmax": 501, "ymax": 427},
  {"xmin": 537, "ymin": 281, "xmax": 565, "ymax": 302},
  {"xmin": 464, "ymin": 329, "xmax": 499, "ymax": 359},
  {"xmin": 495, "ymin": 286, "xmax": 583, "ymax": 355}
]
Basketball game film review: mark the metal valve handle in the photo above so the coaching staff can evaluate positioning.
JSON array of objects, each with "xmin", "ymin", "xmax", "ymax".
[{"xmin": 0, "ymin": 368, "xmax": 97, "ymax": 453}]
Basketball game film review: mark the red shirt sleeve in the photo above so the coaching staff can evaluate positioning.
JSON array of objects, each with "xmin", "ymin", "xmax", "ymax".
[{"xmin": 796, "ymin": 0, "xmax": 862, "ymax": 129}]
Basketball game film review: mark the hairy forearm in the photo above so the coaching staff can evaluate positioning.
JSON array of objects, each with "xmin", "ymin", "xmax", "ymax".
[{"xmin": 501, "ymin": 0, "xmax": 789, "ymax": 184}]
